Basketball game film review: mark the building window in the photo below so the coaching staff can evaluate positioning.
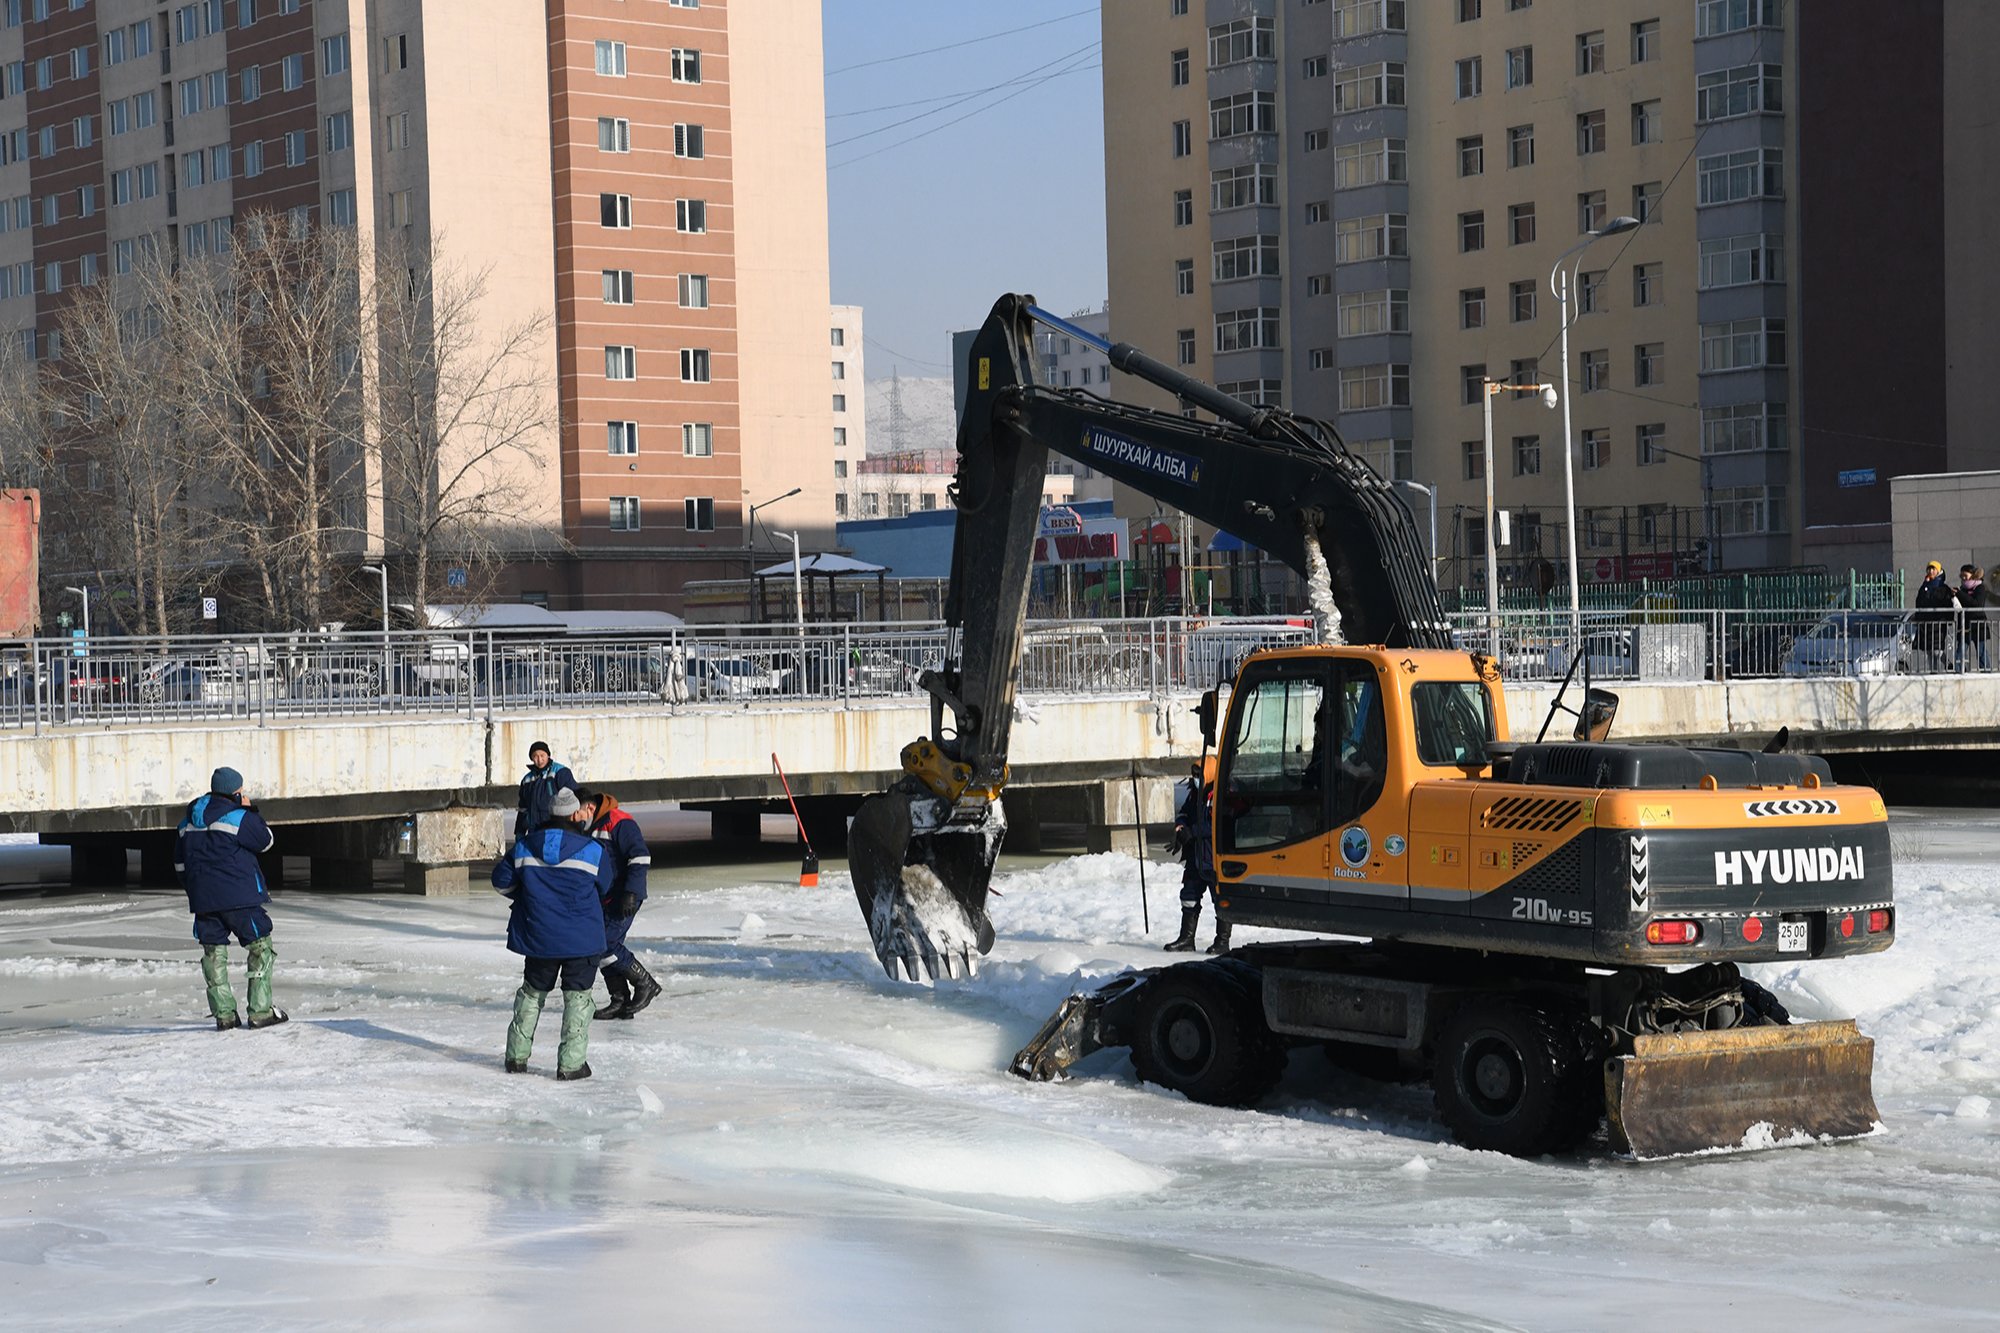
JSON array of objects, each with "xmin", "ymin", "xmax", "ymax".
[
  {"xmin": 1510, "ymin": 281, "xmax": 1536, "ymax": 322},
  {"xmin": 326, "ymin": 187, "xmax": 355, "ymax": 225},
  {"xmin": 1334, "ymin": 213, "xmax": 1407, "ymax": 263},
  {"xmin": 1333, "ymin": 138, "xmax": 1406, "ymax": 188},
  {"xmin": 1633, "ymin": 180, "xmax": 1662, "ymax": 223},
  {"xmin": 831, "ymin": 328, "xmax": 845, "ymax": 347},
  {"xmin": 1173, "ymin": 189, "xmax": 1194, "ymax": 226},
  {"xmin": 1309, "ymin": 347, "xmax": 1335, "ymax": 371},
  {"xmin": 1634, "ymin": 343, "xmax": 1663, "ymax": 386},
  {"xmin": 1578, "ymin": 190, "xmax": 1606, "ymax": 233},
  {"xmin": 680, "ymin": 348, "xmax": 711, "ymax": 382},
  {"xmin": 833, "ymin": 424, "xmax": 847, "ymax": 444},
  {"xmin": 1215, "ymin": 380, "xmax": 1283, "ymax": 407},
  {"xmin": 679, "ymin": 273, "xmax": 709, "ymax": 307},
  {"xmin": 1702, "ymin": 402, "xmax": 1787, "ymax": 454},
  {"xmin": 1458, "ymin": 135, "xmax": 1483, "ymax": 177},
  {"xmin": 1512, "ymin": 435, "xmax": 1541, "ymax": 476},
  {"xmin": 1307, "ymin": 274, "xmax": 1332, "ymax": 297},
  {"xmin": 1507, "ymin": 202, "xmax": 1535, "ymax": 245},
  {"xmin": 322, "ymin": 33, "xmax": 348, "ymax": 76},
  {"xmin": 1461, "ymin": 365, "xmax": 1487, "ymax": 405},
  {"xmin": 1581, "ymin": 348, "xmax": 1609, "ymax": 392},
  {"xmin": 1455, "ymin": 56, "xmax": 1482, "ymax": 100},
  {"xmin": 1337, "ymin": 288, "xmax": 1408, "ymax": 337},
  {"xmin": 384, "ymin": 111, "xmax": 410, "ymax": 152},
  {"xmin": 1633, "ymin": 262, "xmax": 1662, "ymax": 306},
  {"xmin": 1713, "ymin": 485, "xmax": 1787, "ymax": 536},
  {"xmin": 684, "ymin": 497, "xmax": 715, "ymax": 532},
  {"xmin": 1333, "ymin": 0, "xmax": 1407, "ymax": 40},
  {"xmin": 609, "ymin": 497, "xmax": 641, "ymax": 531},
  {"xmin": 598, "ymin": 117, "xmax": 631, "ymax": 152},
  {"xmin": 1577, "ymin": 30, "xmax": 1605, "ymax": 75},
  {"xmin": 832, "ymin": 361, "xmax": 846, "ymax": 381},
  {"xmin": 280, "ymin": 53, "xmax": 304, "ymax": 90},
  {"xmin": 1637, "ymin": 423, "xmax": 1666, "ymax": 466},
  {"xmin": 1697, "ymin": 0, "xmax": 1783, "ymax": 38},
  {"xmin": 834, "ymin": 494, "xmax": 849, "ymax": 517},
  {"xmin": 601, "ymin": 193, "xmax": 632, "ymax": 228},
  {"xmin": 1213, "ymin": 235, "xmax": 1280, "ymax": 281},
  {"xmin": 1580, "ymin": 427, "xmax": 1609, "ymax": 471},
  {"xmin": 683, "ymin": 423, "xmax": 713, "ymax": 457},
  {"xmin": 1576, "ymin": 109, "xmax": 1605, "ymax": 155},
  {"xmin": 1504, "ymin": 45, "xmax": 1532, "ymax": 90},
  {"xmin": 1305, "ymin": 201, "xmax": 1329, "ymax": 225},
  {"xmin": 1701, "ymin": 318, "xmax": 1786, "ymax": 372},
  {"xmin": 1458, "ymin": 0, "xmax": 1481, "ymax": 19},
  {"xmin": 1302, "ymin": 55, "xmax": 1328, "ymax": 79},
  {"xmin": 1333, "ymin": 62, "xmax": 1405, "ymax": 113},
  {"xmin": 1337, "ymin": 363, "xmax": 1409, "ymax": 411},
  {"xmin": 602, "ymin": 269, "xmax": 635, "ymax": 304},
  {"xmin": 832, "ymin": 394, "xmax": 846, "ymax": 412},
  {"xmin": 595, "ymin": 39, "xmax": 627, "ymax": 76},
  {"xmin": 676, "ymin": 198, "xmax": 707, "ymax": 232},
  {"xmin": 1631, "ymin": 19, "xmax": 1660, "ymax": 63},
  {"xmin": 1459, "ymin": 210, "xmax": 1485, "ymax": 252},
  {"xmin": 1171, "ymin": 47, "xmax": 1190, "ymax": 84},
  {"xmin": 325, "ymin": 111, "xmax": 352, "ymax": 152},
  {"xmin": 1211, "ymin": 162, "xmax": 1278, "ymax": 210},
  {"xmin": 674, "ymin": 123, "xmax": 704, "ymax": 158},
  {"xmin": 1207, "ymin": 17, "xmax": 1274, "ymax": 67},
  {"xmin": 605, "ymin": 346, "xmax": 636, "ymax": 380},
  {"xmin": 671, "ymin": 48, "xmax": 701, "ymax": 82},
  {"xmin": 1209, "ymin": 90, "xmax": 1277, "ymax": 139},
  {"xmin": 1631, "ymin": 99, "xmax": 1663, "ymax": 145},
  {"xmin": 1698, "ymin": 63, "xmax": 1783, "ymax": 123},
  {"xmin": 1172, "ymin": 120, "xmax": 1192, "ymax": 157},
  {"xmin": 1506, "ymin": 123, "xmax": 1534, "ymax": 167},
  {"xmin": 1510, "ymin": 357, "xmax": 1539, "ymax": 387},
  {"xmin": 607, "ymin": 421, "xmax": 638, "ymax": 455},
  {"xmin": 1303, "ymin": 128, "xmax": 1328, "ymax": 152},
  {"xmin": 1174, "ymin": 258, "xmax": 1195, "ymax": 295},
  {"xmin": 1214, "ymin": 307, "xmax": 1281, "ymax": 352},
  {"xmin": 1697, "ymin": 148, "xmax": 1784, "ymax": 204},
  {"xmin": 1460, "ymin": 288, "xmax": 1485, "ymax": 329},
  {"xmin": 1463, "ymin": 442, "xmax": 1484, "ymax": 480},
  {"xmin": 285, "ymin": 129, "xmax": 308, "ymax": 166},
  {"xmin": 1579, "ymin": 269, "xmax": 1605, "ymax": 313},
  {"xmin": 1698, "ymin": 233, "xmax": 1784, "ymax": 289},
  {"xmin": 1171, "ymin": 0, "xmax": 1188, "ymax": 16},
  {"xmin": 1177, "ymin": 328, "xmax": 1196, "ymax": 365}
]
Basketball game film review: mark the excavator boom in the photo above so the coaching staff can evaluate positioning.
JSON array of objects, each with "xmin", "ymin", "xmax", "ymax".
[{"xmin": 849, "ymin": 294, "xmax": 1447, "ymax": 980}]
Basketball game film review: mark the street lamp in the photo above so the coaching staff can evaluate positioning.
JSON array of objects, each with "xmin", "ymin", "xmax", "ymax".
[
  {"xmin": 61, "ymin": 585, "xmax": 88, "ymax": 647},
  {"xmin": 1481, "ymin": 378, "xmax": 1561, "ymax": 649},
  {"xmin": 782, "ymin": 531, "xmax": 805, "ymax": 635},
  {"xmin": 359, "ymin": 564, "xmax": 390, "ymax": 693},
  {"xmin": 1550, "ymin": 214, "xmax": 1641, "ymax": 643},
  {"xmin": 747, "ymin": 486, "xmax": 802, "ymax": 553}
]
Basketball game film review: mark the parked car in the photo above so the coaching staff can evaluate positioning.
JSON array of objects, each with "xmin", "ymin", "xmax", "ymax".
[
  {"xmin": 1782, "ymin": 610, "xmax": 1933, "ymax": 677},
  {"xmin": 686, "ymin": 653, "xmax": 784, "ymax": 700},
  {"xmin": 1544, "ymin": 630, "xmax": 1637, "ymax": 681}
]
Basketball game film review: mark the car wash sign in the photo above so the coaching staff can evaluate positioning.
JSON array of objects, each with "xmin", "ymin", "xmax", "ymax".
[
  {"xmin": 1034, "ymin": 515, "xmax": 1129, "ymax": 565},
  {"xmin": 1081, "ymin": 426, "xmax": 1202, "ymax": 488}
]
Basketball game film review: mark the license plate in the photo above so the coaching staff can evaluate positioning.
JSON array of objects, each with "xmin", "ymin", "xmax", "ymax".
[{"xmin": 1778, "ymin": 920, "xmax": 1809, "ymax": 953}]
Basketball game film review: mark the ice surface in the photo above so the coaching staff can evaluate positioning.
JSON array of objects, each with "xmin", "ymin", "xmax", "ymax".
[{"xmin": 2, "ymin": 840, "xmax": 1998, "ymax": 1330}]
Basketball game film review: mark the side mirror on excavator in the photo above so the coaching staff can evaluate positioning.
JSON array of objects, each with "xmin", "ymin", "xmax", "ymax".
[
  {"xmin": 1575, "ymin": 688, "xmax": 1619, "ymax": 743},
  {"xmin": 1197, "ymin": 689, "xmax": 1219, "ymax": 748}
]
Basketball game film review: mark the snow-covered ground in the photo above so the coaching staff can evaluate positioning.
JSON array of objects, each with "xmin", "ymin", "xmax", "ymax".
[{"xmin": 2, "ymin": 833, "xmax": 1997, "ymax": 1331}]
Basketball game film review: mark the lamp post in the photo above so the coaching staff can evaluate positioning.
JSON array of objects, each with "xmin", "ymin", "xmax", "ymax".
[
  {"xmin": 1550, "ymin": 214, "xmax": 1641, "ymax": 644},
  {"xmin": 61, "ymin": 585, "xmax": 88, "ymax": 649},
  {"xmin": 1482, "ymin": 378, "xmax": 1562, "ymax": 651},
  {"xmin": 783, "ymin": 531, "xmax": 804, "ymax": 635},
  {"xmin": 747, "ymin": 486, "xmax": 802, "ymax": 553},
  {"xmin": 359, "ymin": 564, "xmax": 389, "ymax": 692}
]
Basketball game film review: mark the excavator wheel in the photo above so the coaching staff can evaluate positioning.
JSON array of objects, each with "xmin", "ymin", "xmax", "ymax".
[
  {"xmin": 1431, "ymin": 997, "xmax": 1603, "ymax": 1157},
  {"xmin": 1129, "ymin": 960, "xmax": 1286, "ymax": 1108}
]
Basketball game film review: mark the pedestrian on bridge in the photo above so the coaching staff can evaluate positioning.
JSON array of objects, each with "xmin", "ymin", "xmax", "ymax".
[
  {"xmin": 576, "ymin": 788, "xmax": 661, "ymax": 1020},
  {"xmin": 1959, "ymin": 565, "xmax": 1993, "ymax": 671},
  {"xmin": 1915, "ymin": 561, "xmax": 1962, "ymax": 672},
  {"xmin": 492, "ymin": 786, "xmax": 612, "ymax": 1080},
  {"xmin": 176, "ymin": 766, "xmax": 286, "ymax": 1032},
  {"xmin": 515, "ymin": 740, "xmax": 579, "ymax": 840}
]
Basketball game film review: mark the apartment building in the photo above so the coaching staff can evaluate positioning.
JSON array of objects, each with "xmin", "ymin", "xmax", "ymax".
[
  {"xmin": 0, "ymin": 0, "xmax": 832, "ymax": 614},
  {"xmin": 1101, "ymin": 0, "xmax": 2000, "ymax": 584},
  {"xmin": 829, "ymin": 302, "xmax": 863, "ymax": 516}
]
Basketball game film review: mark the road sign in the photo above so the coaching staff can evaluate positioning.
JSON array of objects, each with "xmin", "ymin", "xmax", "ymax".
[
  {"xmin": 71, "ymin": 628, "xmax": 86, "ymax": 658},
  {"xmin": 1838, "ymin": 468, "xmax": 1877, "ymax": 488},
  {"xmin": 447, "ymin": 567, "xmax": 468, "ymax": 588},
  {"xmin": 202, "ymin": 597, "xmax": 218, "ymax": 620}
]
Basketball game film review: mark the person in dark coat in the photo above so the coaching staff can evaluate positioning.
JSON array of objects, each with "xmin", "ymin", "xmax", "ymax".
[
  {"xmin": 577, "ymin": 788, "xmax": 661, "ymax": 1021},
  {"xmin": 1165, "ymin": 761, "xmax": 1224, "ymax": 953},
  {"xmin": 1959, "ymin": 565, "xmax": 1992, "ymax": 670},
  {"xmin": 176, "ymin": 766, "xmax": 286, "ymax": 1031},
  {"xmin": 492, "ymin": 787, "xmax": 612, "ymax": 1080},
  {"xmin": 1914, "ymin": 562, "xmax": 1962, "ymax": 672},
  {"xmin": 514, "ymin": 740, "xmax": 579, "ymax": 839}
]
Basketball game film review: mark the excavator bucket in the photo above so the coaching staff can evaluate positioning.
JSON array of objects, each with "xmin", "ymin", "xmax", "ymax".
[
  {"xmin": 1605, "ymin": 1020, "xmax": 1881, "ymax": 1160},
  {"xmin": 847, "ymin": 786, "xmax": 1002, "ymax": 982}
]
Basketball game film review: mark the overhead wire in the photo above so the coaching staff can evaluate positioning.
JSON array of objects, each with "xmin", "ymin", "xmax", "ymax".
[
  {"xmin": 824, "ymin": 7, "xmax": 1096, "ymax": 76},
  {"xmin": 827, "ymin": 40, "xmax": 1101, "ymax": 150},
  {"xmin": 830, "ymin": 49, "xmax": 1101, "ymax": 169}
]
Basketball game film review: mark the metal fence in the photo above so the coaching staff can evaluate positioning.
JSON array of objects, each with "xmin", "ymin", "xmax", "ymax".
[
  {"xmin": 0, "ymin": 605, "xmax": 1984, "ymax": 732},
  {"xmin": 1442, "ymin": 570, "xmax": 1906, "ymax": 615}
]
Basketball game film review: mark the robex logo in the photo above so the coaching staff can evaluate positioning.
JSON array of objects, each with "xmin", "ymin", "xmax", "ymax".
[{"xmin": 1714, "ymin": 846, "xmax": 1865, "ymax": 887}]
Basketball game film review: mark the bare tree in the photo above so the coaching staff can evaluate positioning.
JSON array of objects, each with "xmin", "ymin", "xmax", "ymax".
[{"xmin": 370, "ymin": 232, "xmax": 562, "ymax": 618}]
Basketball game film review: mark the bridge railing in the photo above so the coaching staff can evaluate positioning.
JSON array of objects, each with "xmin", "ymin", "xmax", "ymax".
[{"xmin": 0, "ymin": 607, "xmax": 1990, "ymax": 731}]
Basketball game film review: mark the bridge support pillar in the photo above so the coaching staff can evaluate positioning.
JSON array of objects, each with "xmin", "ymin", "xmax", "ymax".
[
  {"xmin": 394, "ymin": 807, "xmax": 506, "ymax": 897},
  {"xmin": 137, "ymin": 833, "xmax": 178, "ymax": 886},
  {"xmin": 258, "ymin": 851, "xmax": 286, "ymax": 893},
  {"xmin": 404, "ymin": 862, "xmax": 470, "ymax": 896},
  {"xmin": 1080, "ymin": 778, "xmax": 1178, "ymax": 858},
  {"xmin": 70, "ymin": 837, "xmax": 128, "ymax": 887},
  {"xmin": 312, "ymin": 857, "xmax": 374, "ymax": 890}
]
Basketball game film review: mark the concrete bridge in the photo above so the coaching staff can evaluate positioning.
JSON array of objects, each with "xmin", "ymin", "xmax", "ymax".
[{"xmin": 5, "ymin": 672, "xmax": 1997, "ymax": 892}]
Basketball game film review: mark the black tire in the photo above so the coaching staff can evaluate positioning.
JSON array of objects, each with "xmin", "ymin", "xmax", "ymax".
[
  {"xmin": 1129, "ymin": 961, "xmax": 1285, "ymax": 1108},
  {"xmin": 1432, "ymin": 998, "xmax": 1602, "ymax": 1157}
]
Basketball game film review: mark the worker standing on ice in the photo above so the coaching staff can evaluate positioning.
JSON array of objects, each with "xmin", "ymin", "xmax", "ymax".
[
  {"xmin": 514, "ymin": 740, "xmax": 579, "ymax": 839},
  {"xmin": 1165, "ymin": 761, "xmax": 1224, "ymax": 954},
  {"xmin": 576, "ymin": 788, "xmax": 661, "ymax": 1021},
  {"xmin": 176, "ymin": 766, "xmax": 286, "ymax": 1031},
  {"xmin": 492, "ymin": 787, "xmax": 612, "ymax": 1080}
]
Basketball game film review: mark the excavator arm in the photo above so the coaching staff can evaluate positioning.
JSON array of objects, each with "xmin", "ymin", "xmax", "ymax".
[{"xmin": 849, "ymin": 294, "xmax": 1450, "ymax": 981}]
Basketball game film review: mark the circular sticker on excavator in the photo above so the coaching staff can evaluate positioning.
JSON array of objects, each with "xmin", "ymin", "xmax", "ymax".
[
  {"xmin": 1340, "ymin": 826, "xmax": 1371, "ymax": 867},
  {"xmin": 1385, "ymin": 835, "xmax": 1406, "ymax": 857}
]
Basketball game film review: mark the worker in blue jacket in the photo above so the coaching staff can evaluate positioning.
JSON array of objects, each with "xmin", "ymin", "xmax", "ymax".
[
  {"xmin": 577, "ymin": 788, "xmax": 660, "ymax": 1020},
  {"xmin": 514, "ymin": 740, "xmax": 579, "ymax": 839},
  {"xmin": 492, "ymin": 786, "xmax": 612, "ymax": 1080},
  {"xmin": 176, "ymin": 766, "xmax": 286, "ymax": 1031}
]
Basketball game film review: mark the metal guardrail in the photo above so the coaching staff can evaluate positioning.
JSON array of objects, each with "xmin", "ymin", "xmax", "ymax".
[{"xmin": 0, "ymin": 606, "xmax": 1987, "ymax": 732}]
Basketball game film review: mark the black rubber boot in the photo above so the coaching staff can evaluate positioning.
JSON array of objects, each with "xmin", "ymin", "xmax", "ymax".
[
  {"xmin": 1163, "ymin": 906, "xmax": 1201, "ymax": 952},
  {"xmin": 556, "ymin": 1062, "xmax": 592, "ymax": 1082},
  {"xmin": 504, "ymin": 1058, "xmax": 528, "ymax": 1074},
  {"xmin": 1205, "ymin": 922, "xmax": 1232, "ymax": 955},
  {"xmin": 247, "ymin": 1009, "xmax": 290, "ymax": 1030},
  {"xmin": 594, "ymin": 971, "xmax": 632, "ymax": 1021},
  {"xmin": 620, "ymin": 960, "xmax": 662, "ymax": 1019},
  {"xmin": 215, "ymin": 1012, "xmax": 242, "ymax": 1032}
]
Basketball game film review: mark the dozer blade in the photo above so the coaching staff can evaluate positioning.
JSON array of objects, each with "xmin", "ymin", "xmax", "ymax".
[
  {"xmin": 847, "ymin": 785, "xmax": 1002, "ymax": 983},
  {"xmin": 1606, "ymin": 1019, "xmax": 1881, "ymax": 1160}
]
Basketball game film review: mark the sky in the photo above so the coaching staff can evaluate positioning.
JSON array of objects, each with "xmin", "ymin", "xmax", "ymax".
[{"xmin": 822, "ymin": 2, "xmax": 1108, "ymax": 384}]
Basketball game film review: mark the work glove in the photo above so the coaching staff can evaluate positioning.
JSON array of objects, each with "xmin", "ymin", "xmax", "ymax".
[
  {"xmin": 610, "ymin": 890, "xmax": 640, "ymax": 919},
  {"xmin": 1169, "ymin": 827, "xmax": 1190, "ymax": 861}
]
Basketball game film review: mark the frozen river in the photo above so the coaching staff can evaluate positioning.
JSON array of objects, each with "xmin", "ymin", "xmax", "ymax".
[{"xmin": 0, "ymin": 811, "xmax": 1996, "ymax": 1330}]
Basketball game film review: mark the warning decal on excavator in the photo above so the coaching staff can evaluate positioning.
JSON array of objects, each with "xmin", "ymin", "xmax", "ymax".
[
  {"xmin": 978, "ymin": 357, "xmax": 990, "ymax": 390},
  {"xmin": 1080, "ymin": 426, "xmax": 1202, "ymax": 487}
]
